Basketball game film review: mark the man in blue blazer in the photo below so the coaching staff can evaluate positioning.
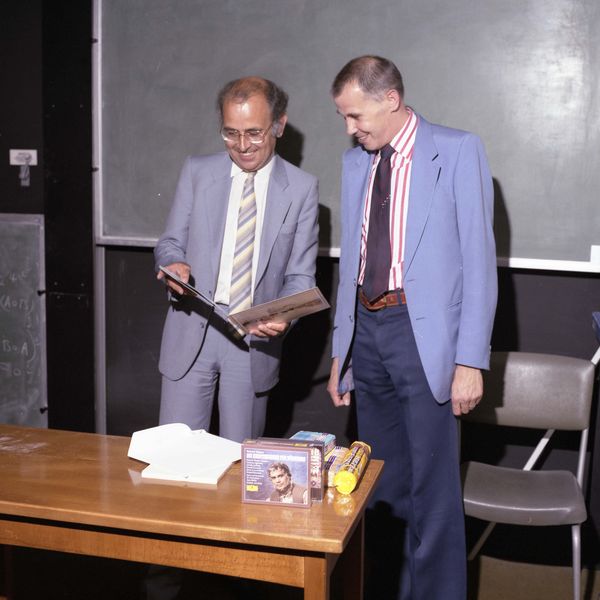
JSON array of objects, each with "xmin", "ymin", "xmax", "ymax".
[
  {"xmin": 327, "ymin": 56, "xmax": 497, "ymax": 599},
  {"xmin": 154, "ymin": 76, "xmax": 319, "ymax": 444}
]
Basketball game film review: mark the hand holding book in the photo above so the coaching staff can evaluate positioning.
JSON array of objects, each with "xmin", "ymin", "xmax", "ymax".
[{"xmin": 157, "ymin": 262, "xmax": 191, "ymax": 296}]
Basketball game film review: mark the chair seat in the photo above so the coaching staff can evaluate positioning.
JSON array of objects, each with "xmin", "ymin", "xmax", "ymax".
[{"xmin": 461, "ymin": 461, "xmax": 587, "ymax": 526}]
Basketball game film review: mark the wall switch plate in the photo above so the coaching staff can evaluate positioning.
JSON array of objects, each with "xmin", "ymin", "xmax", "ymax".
[{"xmin": 9, "ymin": 149, "xmax": 38, "ymax": 166}]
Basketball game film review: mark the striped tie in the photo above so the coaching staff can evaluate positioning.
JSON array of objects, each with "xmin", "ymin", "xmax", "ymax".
[{"xmin": 229, "ymin": 172, "xmax": 256, "ymax": 312}]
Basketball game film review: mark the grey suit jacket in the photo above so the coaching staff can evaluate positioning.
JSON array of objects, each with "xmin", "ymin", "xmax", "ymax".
[{"xmin": 155, "ymin": 152, "xmax": 319, "ymax": 393}]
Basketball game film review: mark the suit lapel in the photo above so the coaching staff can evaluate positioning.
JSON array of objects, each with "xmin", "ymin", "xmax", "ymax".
[
  {"xmin": 403, "ymin": 117, "xmax": 440, "ymax": 277},
  {"xmin": 347, "ymin": 149, "xmax": 373, "ymax": 270},
  {"xmin": 200, "ymin": 153, "xmax": 232, "ymax": 285},
  {"xmin": 255, "ymin": 155, "xmax": 291, "ymax": 287}
]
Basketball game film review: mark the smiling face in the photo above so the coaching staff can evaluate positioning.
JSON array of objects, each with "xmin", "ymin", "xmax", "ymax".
[
  {"xmin": 333, "ymin": 81, "xmax": 406, "ymax": 151},
  {"xmin": 221, "ymin": 93, "xmax": 287, "ymax": 172}
]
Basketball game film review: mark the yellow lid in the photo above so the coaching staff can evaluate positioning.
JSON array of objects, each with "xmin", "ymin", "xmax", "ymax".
[{"xmin": 334, "ymin": 470, "xmax": 357, "ymax": 495}]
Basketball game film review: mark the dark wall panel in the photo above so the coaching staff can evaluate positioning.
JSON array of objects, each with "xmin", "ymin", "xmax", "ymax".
[
  {"xmin": 0, "ymin": 1, "xmax": 44, "ymax": 213},
  {"xmin": 0, "ymin": 1, "xmax": 95, "ymax": 431},
  {"xmin": 105, "ymin": 249, "xmax": 355, "ymax": 444},
  {"xmin": 42, "ymin": 1, "xmax": 95, "ymax": 431}
]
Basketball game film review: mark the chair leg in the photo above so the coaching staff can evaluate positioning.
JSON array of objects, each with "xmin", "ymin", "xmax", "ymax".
[
  {"xmin": 571, "ymin": 524, "xmax": 581, "ymax": 600},
  {"xmin": 468, "ymin": 521, "xmax": 496, "ymax": 561}
]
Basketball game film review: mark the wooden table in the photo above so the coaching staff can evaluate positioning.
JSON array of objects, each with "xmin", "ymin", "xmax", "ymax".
[{"xmin": 0, "ymin": 425, "xmax": 382, "ymax": 599}]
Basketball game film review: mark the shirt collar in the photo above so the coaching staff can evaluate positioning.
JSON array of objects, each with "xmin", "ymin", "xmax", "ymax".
[{"xmin": 387, "ymin": 107, "xmax": 419, "ymax": 160}]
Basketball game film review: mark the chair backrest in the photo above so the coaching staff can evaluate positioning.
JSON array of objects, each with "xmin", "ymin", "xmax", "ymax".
[{"xmin": 463, "ymin": 352, "xmax": 595, "ymax": 431}]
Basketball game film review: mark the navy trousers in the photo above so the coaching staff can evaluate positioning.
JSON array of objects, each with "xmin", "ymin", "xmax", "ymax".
[{"xmin": 352, "ymin": 301, "xmax": 466, "ymax": 600}]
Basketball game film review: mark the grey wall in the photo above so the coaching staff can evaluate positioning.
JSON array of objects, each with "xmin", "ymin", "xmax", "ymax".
[{"xmin": 99, "ymin": 0, "xmax": 600, "ymax": 260}]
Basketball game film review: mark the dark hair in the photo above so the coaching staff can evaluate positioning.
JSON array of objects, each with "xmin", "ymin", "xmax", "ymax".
[
  {"xmin": 331, "ymin": 55, "xmax": 404, "ymax": 99},
  {"xmin": 268, "ymin": 462, "xmax": 291, "ymax": 477},
  {"xmin": 217, "ymin": 76, "xmax": 288, "ymax": 124}
]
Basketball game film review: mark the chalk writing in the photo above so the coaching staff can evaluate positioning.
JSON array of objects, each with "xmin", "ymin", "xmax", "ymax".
[{"xmin": 0, "ymin": 294, "xmax": 32, "ymax": 312}]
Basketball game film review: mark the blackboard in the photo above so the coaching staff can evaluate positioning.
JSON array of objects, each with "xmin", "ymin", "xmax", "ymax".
[
  {"xmin": 0, "ymin": 214, "xmax": 47, "ymax": 427},
  {"xmin": 96, "ymin": 0, "xmax": 600, "ymax": 263}
]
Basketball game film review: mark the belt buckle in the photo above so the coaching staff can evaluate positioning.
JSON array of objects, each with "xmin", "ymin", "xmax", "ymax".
[
  {"xmin": 383, "ymin": 290, "xmax": 397, "ymax": 308},
  {"xmin": 381, "ymin": 289, "xmax": 405, "ymax": 307}
]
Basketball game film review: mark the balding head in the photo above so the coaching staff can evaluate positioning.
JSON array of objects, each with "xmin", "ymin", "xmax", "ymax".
[{"xmin": 217, "ymin": 76, "xmax": 289, "ymax": 125}]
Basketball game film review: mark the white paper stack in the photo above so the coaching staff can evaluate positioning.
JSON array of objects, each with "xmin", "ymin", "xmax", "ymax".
[{"xmin": 127, "ymin": 423, "xmax": 241, "ymax": 485}]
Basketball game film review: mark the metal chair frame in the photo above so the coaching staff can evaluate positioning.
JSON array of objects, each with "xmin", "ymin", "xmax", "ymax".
[{"xmin": 462, "ymin": 348, "xmax": 599, "ymax": 600}]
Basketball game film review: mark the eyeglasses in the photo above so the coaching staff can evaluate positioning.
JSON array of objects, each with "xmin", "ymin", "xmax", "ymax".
[{"xmin": 220, "ymin": 122, "xmax": 275, "ymax": 145}]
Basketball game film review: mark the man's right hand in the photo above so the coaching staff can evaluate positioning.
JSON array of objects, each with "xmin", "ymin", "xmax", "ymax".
[
  {"xmin": 157, "ymin": 262, "xmax": 191, "ymax": 295},
  {"xmin": 327, "ymin": 357, "xmax": 351, "ymax": 407}
]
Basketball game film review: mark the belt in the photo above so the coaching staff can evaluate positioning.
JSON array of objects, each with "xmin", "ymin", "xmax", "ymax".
[{"xmin": 358, "ymin": 287, "xmax": 406, "ymax": 311}]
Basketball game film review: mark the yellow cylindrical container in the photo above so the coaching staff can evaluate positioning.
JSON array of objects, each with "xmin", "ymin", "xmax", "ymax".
[{"xmin": 333, "ymin": 441, "xmax": 371, "ymax": 495}]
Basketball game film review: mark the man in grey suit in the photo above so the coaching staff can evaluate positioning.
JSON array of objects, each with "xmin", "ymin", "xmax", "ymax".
[
  {"xmin": 145, "ymin": 77, "xmax": 318, "ymax": 600},
  {"xmin": 327, "ymin": 56, "xmax": 497, "ymax": 599},
  {"xmin": 154, "ymin": 76, "xmax": 319, "ymax": 443}
]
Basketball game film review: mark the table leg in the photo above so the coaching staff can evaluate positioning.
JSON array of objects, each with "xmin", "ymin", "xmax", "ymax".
[
  {"xmin": 336, "ymin": 518, "xmax": 364, "ymax": 600},
  {"xmin": 303, "ymin": 554, "xmax": 329, "ymax": 600},
  {"xmin": 1, "ymin": 545, "xmax": 14, "ymax": 600}
]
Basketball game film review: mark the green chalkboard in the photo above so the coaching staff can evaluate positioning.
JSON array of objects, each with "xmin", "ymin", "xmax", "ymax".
[
  {"xmin": 0, "ymin": 214, "xmax": 47, "ymax": 427},
  {"xmin": 97, "ymin": 0, "xmax": 600, "ymax": 261}
]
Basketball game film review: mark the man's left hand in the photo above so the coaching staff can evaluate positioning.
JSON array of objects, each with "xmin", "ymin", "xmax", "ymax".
[
  {"xmin": 451, "ymin": 365, "xmax": 483, "ymax": 416},
  {"xmin": 246, "ymin": 321, "xmax": 289, "ymax": 338}
]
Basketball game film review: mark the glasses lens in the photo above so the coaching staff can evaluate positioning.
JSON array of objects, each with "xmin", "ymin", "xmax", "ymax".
[
  {"xmin": 220, "ymin": 125, "xmax": 272, "ymax": 144},
  {"xmin": 221, "ymin": 128, "xmax": 238, "ymax": 143},
  {"xmin": 245, "ymin": 130, "xmax": 264, "ymax": 143}
]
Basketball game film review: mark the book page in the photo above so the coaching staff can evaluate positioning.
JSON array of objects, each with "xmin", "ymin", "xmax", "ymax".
[{"xmin": 229, "ymin": 287, "xmax": 330, "ymax": 333}]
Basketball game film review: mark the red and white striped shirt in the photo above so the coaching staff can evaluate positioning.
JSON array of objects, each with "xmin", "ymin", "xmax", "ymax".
[{"xmin": 358, "ymin": 108, "xmax": 419, "ymax": 291}]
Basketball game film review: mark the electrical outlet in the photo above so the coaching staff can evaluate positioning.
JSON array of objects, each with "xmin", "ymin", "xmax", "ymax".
[{"xmin": 9, "ymin": 149, "xmax": 38, "ymax": 166}]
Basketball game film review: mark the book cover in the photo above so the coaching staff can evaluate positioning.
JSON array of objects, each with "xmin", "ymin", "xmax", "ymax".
[
  {"xmin": 228, "ymin": 287, "xmax": 330, "ymax": 333},
  {"xmin": 241, "ymin": 441, "xmax": 311, "ymax": 507},
  {"xmin": 258, "ymin": 437, "xmax": 325, "ymax": 502}
]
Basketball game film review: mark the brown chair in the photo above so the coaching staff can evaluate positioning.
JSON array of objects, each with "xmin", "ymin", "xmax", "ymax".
[{"xmin": 461, "ymin": 351, "xmax": 596, "ymax": 600}]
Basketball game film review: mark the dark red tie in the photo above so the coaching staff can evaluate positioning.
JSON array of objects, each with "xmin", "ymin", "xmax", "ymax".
[{"xmin": 362, "ymin": 144, "xmax": 395, "ymax": 302}]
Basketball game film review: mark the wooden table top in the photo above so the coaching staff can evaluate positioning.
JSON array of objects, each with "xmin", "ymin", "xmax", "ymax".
[{"xmin": 0, "ymin": 425, "xmax": 383, "ymax": 554}]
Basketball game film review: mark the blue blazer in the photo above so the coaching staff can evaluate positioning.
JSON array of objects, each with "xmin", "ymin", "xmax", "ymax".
[
  {"xmin": 332, "ymin": 115, "xmax": 498, "ymax": 403},
  {"xmin": 155, "ymin": 152, "xmax": 319, "ymax": 394}
]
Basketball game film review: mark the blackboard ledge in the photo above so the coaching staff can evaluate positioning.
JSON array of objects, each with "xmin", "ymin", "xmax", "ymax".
[{"xmin": 497, "ymin": 256, "xmax": 600, "ymax": 273}]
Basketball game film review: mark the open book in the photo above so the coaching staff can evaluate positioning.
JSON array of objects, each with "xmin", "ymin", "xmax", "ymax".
[
  {"xmin": 127, "ymin": 423, "xmax": 241, "ymax": 485},
  {"xmin": 159, "ymin": 266, "xmax": 329, "ymax": 334}
]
